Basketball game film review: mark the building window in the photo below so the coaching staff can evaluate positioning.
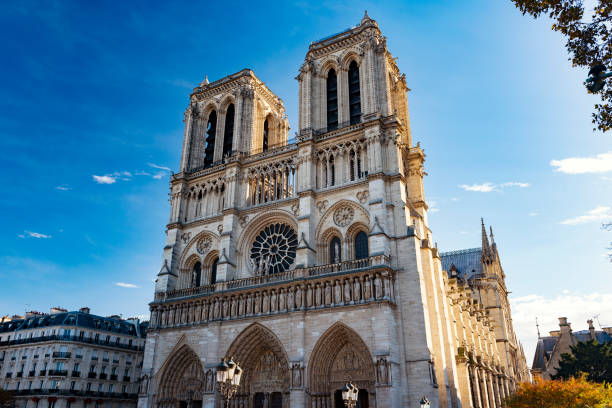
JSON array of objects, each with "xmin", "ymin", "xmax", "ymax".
[
  {"xmin": 98, "ymin": 383, "xmax": 103, "ymax": 392},
  {"xmin": 326, "ymin": 69, "xmax": 338, "ymax": 130},
  {"xmin": 204, "ymin": 110, "xmax": 217, "ymax": 168},
  {"xmin": 192, "ymin": 262, "xmax": 201, "ymax": 288},
  {"xmin": 223, "ymin": 104, "xmax": 234, "ymax": 158},
  {"xmin": 208, "ymin": 258, "xmax": 218, "ymax": 285},
  {"xmin": 262, "ymin": 118, "xmax": 269, "ymax": 152},
  {"xmin": 348, "ymin": 61, "xmax": 361, "ymax": 125},
  {"xmin": 86, "ymin": 383, "xmax": 92, "ymax": 392},
  {"xmin": 355, "ymin": 231, "xmax": 369, "ymax": 260},
  {"xmin": 329, "ymin": 237, "xmax": 341, "ymax": 264},
  {"xmin": 70, "ymin": 381, "xmax": 75, "ymax": 391}
]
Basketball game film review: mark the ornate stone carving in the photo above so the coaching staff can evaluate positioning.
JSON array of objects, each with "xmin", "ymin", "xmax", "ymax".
[
  {"xmin": 316, "ymin": 200, "xmax": 329, "ymax": 214},
  {"xmin": 291, "ymin": 202, "xmax": 300, "ymax": 216},
  {"xmin": 217, "ymin": 224, "xmax": 223, "ymax": 234},
  {"xmin": 196, "ymin": 236, "xmax": 212, "ymax": 254},
  {"xmin": 291, "ymin": 363, "xmax": 303, "ymax": 388},
  {"xmin": 333, "ymin": 205, "xmax": 354, "ymax": 227},
  {"xmin": 239, "ymin": 215, "xmax": 249, "ymax": 227},
  {"xmin": 356, "ymin": 190, "xmax": 369, "ymax": 204},
  {"xmin": 181, "ymin": 232, "xmax": 191, "ymax": 244},
  {"xmin": 376, "ymin": 357, "xmax": 391, "ymax": 385}
]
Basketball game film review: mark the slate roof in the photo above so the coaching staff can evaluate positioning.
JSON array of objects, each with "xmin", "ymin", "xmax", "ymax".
[
  {"xmin": 531, "ymin": 330, "xmax": 612, "ymax": 370},
  {"xmin": 0, "ymin": 311, "xmax": 146, "ymax": 338},
  {"xmin": 574, "ymin": 329, "xmax": 612, "ymax": 344},
  {"xmin": 440, "ymin": 247, "xmax": 483, "ymax": 279}
]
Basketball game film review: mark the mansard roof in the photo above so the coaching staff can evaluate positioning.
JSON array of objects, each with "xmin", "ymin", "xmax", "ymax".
[
  {"xmin": 440, "ymin": 247, "xmax": 483, "ymax": 279},
  {"xmin": 0, "ymin": 310, "xmax": 147, "ymax": 338},
  {"xmin": 531, "ymin": 329, "xmax": 611, "ymax": 371}
]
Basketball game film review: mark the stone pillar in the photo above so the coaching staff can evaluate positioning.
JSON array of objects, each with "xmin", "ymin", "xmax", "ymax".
[
  {"xmin": 470, "ymin": 365, "xmax": 482, "ymax": 408},
  {"xmin": 231, "ymin": 90, "xmax": 243, "ymax": 153},
  {"xmin": 179, "ymin": 107, "xmax": 194, "ymax": 172},
  {"xmin": 337, "ymin": 68, "xmax": 348, "ymax": 125}
]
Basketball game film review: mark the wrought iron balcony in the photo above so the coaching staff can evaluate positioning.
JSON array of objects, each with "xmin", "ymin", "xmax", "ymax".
[
  {"xmin": 16, "ymin": 372, "xmax": 23, "ymax": 378},
  {"xmin": 52, "ymin": 352, "xmax": 71, "ymax": 358},
  {"xmin": 88, "ymin": 372, "xmax": 97, "ymax": 379},
  {"xmin": 0, "ymin": 335, "xmax": 143, "ymax": 351},
  {"xmin": 110, "ymin": 374, "xmax": 118, "ymax": 381},
  {"xmin": 71, "ymin": 371, "xmax": 81, "ymax": 377},
  {"xmin": 99, "ymin": 373, "xmax": 107, "ymax": 380},
  {"xmin": 28, "ymin": 370, "xmax": 36, "ymax": 377},
  {"xmin": 122, "ymin": 376, "xmax": 130, "ymax": 382},
  {"xmin": 48, "ymin": 370, "xmax": 68, "ymax": 376}
]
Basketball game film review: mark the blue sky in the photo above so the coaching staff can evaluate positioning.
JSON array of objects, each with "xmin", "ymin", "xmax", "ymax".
[{"xmin": 1, "ymin": 0, "xmax": 611, "ymax": 361}]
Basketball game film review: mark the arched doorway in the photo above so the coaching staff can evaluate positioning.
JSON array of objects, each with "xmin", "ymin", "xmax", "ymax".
[
  {"xmin": 225, "ymin": 323, "xmax": 290, "ymax": 407},
  {"xmin": 308, "ymin": 322, "xmax": 376, "ymax": 408},
  {"xmin": 156, "ymin": 345, "xmax": 205, "ymax": 408}
]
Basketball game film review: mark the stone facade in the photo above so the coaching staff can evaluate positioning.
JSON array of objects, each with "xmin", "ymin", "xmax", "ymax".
[
  {"xmin": 0, "ymin": 308, "xmax": 147, "ymax": 408},
  {"xmin": 140, "ymin": 13, "xmax": 528, "ymax": 408}
]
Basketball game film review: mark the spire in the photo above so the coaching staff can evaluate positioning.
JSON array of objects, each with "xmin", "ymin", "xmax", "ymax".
[
  {"xmin": 199, "ymin": 75, "xmax": 210, "ymax": 87},
  {"xmin": 489, "ymin": 226, "xmax": 495, "ymax": 245},
  {"xmin": 536, "ymin": 317, "xmax": 541, "ymax": 339},
  {"xmin": 481, "ymin": 218, "xmax": 490, "ymax": 251},
  {"xmin": 361, "ymin": 10, "xmax": 372, "ymax": 25}
]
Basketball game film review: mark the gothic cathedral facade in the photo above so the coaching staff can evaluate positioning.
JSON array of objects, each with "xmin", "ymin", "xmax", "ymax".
[{"xmin": 139, "ymin": 13, "xmax": 528, "ymax": 408}]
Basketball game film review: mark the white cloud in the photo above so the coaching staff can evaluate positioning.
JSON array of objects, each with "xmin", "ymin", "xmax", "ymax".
[
  {"xmin": 511, "ymin": 291, "xmax": 612, "ymax": 366},
  {"xmin": 550, "ymin": 151, "xmax": 612, "ymax": 174},
  {"xmin": 560, "ymin": 205, "xmax": 612, "ymax": 225},
  {"xmin": 529, "ymin": 212, "xmax": 538, "ymax": 217},
  {"xmin": 93, "ymin": 175, "xmax": 116, "ymax": 184},
  {"xmin": 429, "ymin": 201, "xmax": 440, "ymax": 213},
  {"xmin": 501, "ymin": 182, "xmax": 530, "ymax": 188},
  {"xmin": 115, "ymin": 282, "xmax": 139, "ymax": 288},
  {"xmin": 18, "ymin": 231, "xmax": 52, "ymax": 239},
  {"xmin": 148, "ymin": 163, "xmax": 172, "ymax": 172},
  {"xmin": 459, "ymin": 181, "xmax": 531, "ymax": 193},
  {"xmin": 55, "ymin": 185, "xmax": 70, "ymax": 191},
  {"xmin": 459, "ymin": 182, "xmax": 496, "ymax": 192},
  {"xmin": 152, "ymin": 173, "xmax": 165, "ymax": 179},
  {"xmin": 450, "ymin": 197, "xmax": 459, "ymax": 202}
]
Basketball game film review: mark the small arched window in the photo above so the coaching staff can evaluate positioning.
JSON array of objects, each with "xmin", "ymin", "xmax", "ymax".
[
  {"xmin": 355, "ymin": 231, "xmax": 368, "ymax": 260},
  {"xmin": 262, "ymin": 118, "xmax": 269, "ymax": 152},
  {"xmin": 192, "ymin": 262, "xmax": 201, "ymax": 288},
  {"xmin": 348, "ymin": 61, "xmax": 361, "ymax": 125},
  {"xmin": 223, "ymin": 104, "xmax": 234, "ymax": 159},
  {"xmin": 329, "ymin": 236, "xmax": 341, "ymax": 264},
  {"xmin": 326, "ymin": 69, "xmax": 338, "ymax": 131},
  {"xmin": 210, "ymin": 258, "xmax": 218, "ymax": 285},
  {"xmin": 204, "ymin": 111, "xmax": 217, "ymax": 168}
]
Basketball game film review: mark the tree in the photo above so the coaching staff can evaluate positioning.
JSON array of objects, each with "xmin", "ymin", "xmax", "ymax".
[
  {"xmin": 510, "ymin": 0, "xmax": 612, "ymax": 132},
  {"xmin": 551, "ymin": 338, "xmax": 612, "ymax": 383},
  {"xmin": 0, "ymin": 389, "xmax": 15, "ymax": 408},
  {"xmin": 505, "ymin": 376, "xmax": 612, "ymax": 408}
]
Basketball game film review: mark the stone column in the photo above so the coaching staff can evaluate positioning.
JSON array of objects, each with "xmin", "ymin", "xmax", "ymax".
[
  {"xmin": 470, "ymin": 365, "xmax": 482, "ymax": 408},
  {"xmin": 179, "ymin": 107, "xmax": 194, "ymax": 172},
  {"xmin": 231, "ymin": 90, "xmax": 243, "ymax": 153}
]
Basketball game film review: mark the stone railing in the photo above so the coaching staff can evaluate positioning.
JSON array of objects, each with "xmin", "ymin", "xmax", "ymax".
[
  {"xmin": 149, "ymin": 255, "xmax": 393, "ymax": 329},
  {"xmin": 155, "ymin": 255, "xmax": 389, "ymax": 301}
]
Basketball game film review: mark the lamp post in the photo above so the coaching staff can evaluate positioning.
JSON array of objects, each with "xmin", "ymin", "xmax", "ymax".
[
  {"xmin": 216, "ymin": 357, "xmax": 242, "ymax": 408},
  {"xmin": 420, "ymin": 396, "xmax": 430, "ymax": 408},
  {"xmin": 342, "ymin": 381, "xmax": 359, "ymax": 408}
]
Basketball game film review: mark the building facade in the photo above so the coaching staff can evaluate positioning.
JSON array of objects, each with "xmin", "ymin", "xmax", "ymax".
[
  {"xmin": 140, "ymin": 13, "xmax": 528, "ymax": 408},
  {"xmin": 531, "ymin": 318, "xmax": 612, "ymax": 379},
  {"xmin": 0, "ymin": 308, "xmax": 147, "ymax": 408}
]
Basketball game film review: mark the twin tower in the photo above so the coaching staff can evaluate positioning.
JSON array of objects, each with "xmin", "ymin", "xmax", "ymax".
[{"xmin": 141, "ymin": 12, "xmax": 527, "ymax": 408}]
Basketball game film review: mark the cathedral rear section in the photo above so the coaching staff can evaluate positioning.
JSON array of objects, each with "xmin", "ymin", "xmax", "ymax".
[{"xmin": 139, "ymin": 13, "xmax": 529, "ymax": 408}]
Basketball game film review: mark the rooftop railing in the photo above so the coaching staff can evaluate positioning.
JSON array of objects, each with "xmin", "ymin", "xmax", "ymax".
[{"xmin": 0, "ymin": 334, "xmax": 143, "ymax": 351}]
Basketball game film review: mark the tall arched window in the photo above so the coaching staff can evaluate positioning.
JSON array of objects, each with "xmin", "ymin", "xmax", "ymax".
[
  {"xmin": 329, "ymin": 236, "xmax": 341, "ymax": 263},
  {"xmin": 348, "ymin": 61, "xmax": 361, "ymax": 125},
  {"xmin": 192, "ymin": 262, "xmax": 201, "ymax": 288},
  {"xmin": 204, "ymin": 111, "xmax": 217, "ymax": 168},
  {"xmin": 210, "ymin": 257, "xmax": 218, "ymax": 285},
  {"xmin": 223, "ymin": 104, "xmax": 234, "ymax": 159},
  {"xmin": 326, "ymin": 69, "xmax": 338, "ymax": 131},
  {"xmin": 262, "ymin": 118, "xmax": 269, "ymax": 152},
  {"xmin": 355, "ymin": 231, "xmax": 368, "ymax": 260}
]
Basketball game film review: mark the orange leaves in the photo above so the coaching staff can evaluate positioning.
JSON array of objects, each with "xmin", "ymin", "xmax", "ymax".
[{"xmin": 505, "ymin": 376, "xmax": 612, "ymax": 408}]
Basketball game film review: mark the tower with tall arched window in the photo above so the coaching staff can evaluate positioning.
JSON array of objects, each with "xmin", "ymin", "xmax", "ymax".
[{"xmin": 143, "ymin": 12, "xmax": 527, "ymax": 408}]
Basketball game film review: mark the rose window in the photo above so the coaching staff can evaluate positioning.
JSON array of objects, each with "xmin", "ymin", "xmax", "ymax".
[{"xmin": 250, "ymin": 223, "xmax": 298, "ymax": 274}]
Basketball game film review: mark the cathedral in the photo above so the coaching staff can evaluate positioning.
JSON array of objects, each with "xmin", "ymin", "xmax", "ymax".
[{"xmin": 139, "ymin": 13, "xmax": 529, "ymax": 408}]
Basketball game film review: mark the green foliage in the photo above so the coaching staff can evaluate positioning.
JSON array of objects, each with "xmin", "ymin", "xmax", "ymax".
[
  {"xmin": 551, "ymin": 338, "xmax": 612, "ymax": 383},
  {"xmin": 505, "ymin": 376, "xmax": 612, "ymax": 408},
  {"xmin": 511, "ymin": 0, "xmax": 612, "ymax": 132}
]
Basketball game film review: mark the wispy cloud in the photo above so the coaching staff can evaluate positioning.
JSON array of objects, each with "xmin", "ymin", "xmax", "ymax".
[
  {"xmin": 93, "ymin": 175, "xmax": 116, "ymax": 184},
  {"xmin": 114, "ymin": 282, "xmax": 139, "ymax": 288},
  {"xmin": 18, "ymin": 231, "xmax": 52, "ymax": 239},
  {"xmin": 429, "ymin": 201, "xmax": 440, "ymax": 213},
  {"xmin": 459, "ymin": 181, "xmax": 530, "ymax": 192},
  {"xmin": 55, "ymin": 185, "xmax": 70, "ymax": 191},
  {"xmin": 529, "ymin": 212, "xmax": 538, "ymax": 217},
  {"xmin": 148, "ymin": 163, "xmax": 171, "ymax": 172},
  {"xmin": 561, "ymin": 205, "xmax": 612, "ymax": 225},
  {"xmin": 551, "ymin": 151, "xmax": 612, "ymax": 174}
]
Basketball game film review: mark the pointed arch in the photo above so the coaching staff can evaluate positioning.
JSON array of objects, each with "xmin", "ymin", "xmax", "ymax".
[
  {"xmin": 155, "ymin": 344, "xmax": 206, "ymax": 406},
  {"xmin": 225, "ymin": 323, "xmax": 290, "ymax": 402},
  {"xmin": 308, "ymin": 322, "xmax": 376, "ymax": 397}
]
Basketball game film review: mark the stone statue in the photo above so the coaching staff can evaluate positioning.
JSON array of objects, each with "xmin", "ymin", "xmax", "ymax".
[
  {"xmin": 364, "ymin": 276, "xmax": 372, "ymax": 300},
  {"xmin": 246, "ymin": 294, "xmax": 252, "ymax": 315},
  {"xmin": 295, "ymin": 285, "xmax": 303, "ymax": 309},
  {"xmin": 344, "ymin": 279, "xmax": 351, "ymax": 303},
  {"xmin": 230, "ymin": 297, "xmax": 237, "ymax": 317},
  {"xmin": 334, "ymin": 280, "xmax": 341, "ymax": 304},
  {"xmin": 254, "ymin": 292, "xmax": 261, "ymax": 314},
  {"xmin": 213, "ymin": 299, "xmax": 220, "ymax": 320},
  {"xmin": 222, "ymin": 298, "xmax": 229, "ymax": 318},
  {"xmin": 271, "ymin": 290, "xmax": 277, "ymax": 313},
  {"xmin": 287, "ymin": 287, "xmax": 295, "ymax": 310},
  {"xmin": 262, "ymin": 291, "xmax": 270, "ymax": 314},
  {"xmin": 334, "ymin": 240, "xmax": 341, "ymax": 263},
  {"xmin": 353, "ymin": 277, "xmax": 361, "ymax": 302},
  {"xmin": 279, "ymin": 288, "xmax": 286, "ymax": 311},
  {"xmin": 374, "ymin": 274, "xmax": 383, "ymax": 299},
  {"xmin": 306, "ymin": 284, "xmax": 313, "ymax": 308},
  {"xmin": 325, "ymin": 282, "xmax": 332, "ymax": 305},
  {"xmin": 315, "ymin": 283, "xmax": 322, "ymax": 306}
]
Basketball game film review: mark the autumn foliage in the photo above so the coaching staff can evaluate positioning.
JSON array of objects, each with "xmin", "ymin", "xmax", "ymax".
[{"xmin": 504, "ymin": 376, "xmax": 612, "ymax": 408}]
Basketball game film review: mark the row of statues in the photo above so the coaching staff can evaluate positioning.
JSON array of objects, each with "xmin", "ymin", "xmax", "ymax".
[{"xmin": 151, "ymin": 271, "xmax": 394, "ymax": 329}]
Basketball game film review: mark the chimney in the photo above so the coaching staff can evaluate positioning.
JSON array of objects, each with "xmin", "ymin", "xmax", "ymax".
[
  {"xmin": 50, "ymin": 307, "xmax": 67, "ymax": 315},
  {"xmin": 587, "ymin": 319, "xmax": 596, "ymax": 340},
  {"xmin": 79, "ymin": 307, "xmax": 91, "ymax": 314},
  {"xmin": 559, "ymin": 317, "xmax": 572, "ymax": 335}
]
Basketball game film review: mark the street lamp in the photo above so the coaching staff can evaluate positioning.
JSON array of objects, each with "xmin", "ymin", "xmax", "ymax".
[
  {"xmin": 342, "ymin": 381, "xmax": 359, "ymax": 408},
  {"xmin": 216, "ymin": 357, "xmax": 242, "ymax": 408},
  {"xmin": 420, "ymin": 396, "xmax": 430, "ymax": 408}
]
